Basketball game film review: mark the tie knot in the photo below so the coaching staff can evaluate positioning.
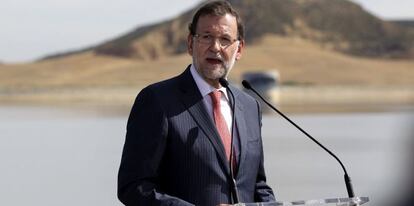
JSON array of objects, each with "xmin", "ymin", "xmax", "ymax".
[{"xmin": 209, "ymin": 90, "xmax": 222, "ymax": 106}]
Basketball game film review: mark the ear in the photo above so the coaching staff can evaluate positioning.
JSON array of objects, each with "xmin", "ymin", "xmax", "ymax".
[
  {"xmin": 235, "ymin": 40, "xmax": 245, "ymax": 60},
  {"xmin": 187, "ymin": 34, "xmax": 194, "ymax": 56}
]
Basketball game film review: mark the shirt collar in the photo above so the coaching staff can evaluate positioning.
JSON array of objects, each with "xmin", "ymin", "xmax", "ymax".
[{"xmin": 190, "ymin": 64, "xmax": 229, "ymax": 101}]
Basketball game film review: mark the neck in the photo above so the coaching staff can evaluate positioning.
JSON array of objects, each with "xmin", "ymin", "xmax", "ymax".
[{"xmin": 206, "ymin": 78, "xmax": 221, "ymax": 89}]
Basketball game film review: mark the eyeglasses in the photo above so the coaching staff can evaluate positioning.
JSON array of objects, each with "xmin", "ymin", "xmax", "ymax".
[{"xmin": 193, "ymin": 34, "xmax": 239, "ymax": 48}]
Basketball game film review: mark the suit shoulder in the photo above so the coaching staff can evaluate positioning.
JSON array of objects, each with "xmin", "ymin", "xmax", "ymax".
[
  {"xmin": 148, "ymin": 75, "xmax": 180, "ymax": 91},
  {"xmin": 232, "ymin": 86, "xmax": 258, "ymax": 103},
  {"xmin": 139, "ymin": 74, "xmax": 181, "ymax": 98}
]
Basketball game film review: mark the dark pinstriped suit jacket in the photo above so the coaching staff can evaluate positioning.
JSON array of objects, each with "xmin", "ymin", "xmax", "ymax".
[{"xmin": 118, "ymin": 66, "xmax": 275, "ymax": 206}]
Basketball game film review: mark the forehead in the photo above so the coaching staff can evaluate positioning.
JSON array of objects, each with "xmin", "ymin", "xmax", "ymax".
[{"xmin": 196, "ymin": 14, "xmax": 238, "ymax": 36}]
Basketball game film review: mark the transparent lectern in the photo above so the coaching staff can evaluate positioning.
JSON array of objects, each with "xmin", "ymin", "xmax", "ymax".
[{"xmin": 233, "ymin": 196, "xmax": 369, "ymax": 206}]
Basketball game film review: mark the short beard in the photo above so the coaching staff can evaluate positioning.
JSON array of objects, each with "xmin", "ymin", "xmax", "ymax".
[
  {"xmin": 193, "ymin": 58, "xmax": 228, "ymax": 81},
  {"xmin": 191, "ymin": 43, "xmax": 238, "ymax": 84}
]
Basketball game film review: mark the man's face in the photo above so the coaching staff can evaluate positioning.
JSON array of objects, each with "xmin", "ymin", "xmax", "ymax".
[{"xmin": 188, "ymin": 13, "xmax": 244, "ymax": 87}]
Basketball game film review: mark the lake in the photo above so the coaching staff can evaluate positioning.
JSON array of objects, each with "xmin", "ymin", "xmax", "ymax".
[{"xmin": 0, "ymin": 106, "xmax": 412, "ymax": 205}]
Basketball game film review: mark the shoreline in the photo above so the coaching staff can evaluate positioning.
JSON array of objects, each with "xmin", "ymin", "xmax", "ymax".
[{"xmin": 0, "ymin": 85, "xmax": 413, "ymax": 115}]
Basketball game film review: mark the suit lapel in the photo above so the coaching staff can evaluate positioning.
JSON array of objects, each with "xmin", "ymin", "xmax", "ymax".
[
  {"xmin": 177, "ymin": 67, "xmax": 231, "ymax": 174},
  {"xmin": 230, "ymin": 85, "xmax": 248, "ymax": 177}
]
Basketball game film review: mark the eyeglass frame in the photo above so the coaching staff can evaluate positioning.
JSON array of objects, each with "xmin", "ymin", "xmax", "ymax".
[{"xmin": 193, "ymin": 33, "xmax": 240, "ymax": 48}]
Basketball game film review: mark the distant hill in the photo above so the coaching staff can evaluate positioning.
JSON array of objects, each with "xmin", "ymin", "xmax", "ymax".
[
  {"xmin": 3, "ymin": 0, "xmax": 413, "ymax": 108},
  {"xmin": 41, "ymin": 0, "xmax": 414, "ymax": 61}
]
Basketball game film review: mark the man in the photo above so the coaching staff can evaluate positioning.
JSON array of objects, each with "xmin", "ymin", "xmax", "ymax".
[{"xmin": 118, "ymin": 1, "xmax": 275, "ymax": 205}]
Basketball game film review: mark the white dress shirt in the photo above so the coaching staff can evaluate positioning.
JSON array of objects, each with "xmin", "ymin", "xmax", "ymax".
[{"xmin": 190, "ymin": 65, "xmax": 233, "ymax": 133}]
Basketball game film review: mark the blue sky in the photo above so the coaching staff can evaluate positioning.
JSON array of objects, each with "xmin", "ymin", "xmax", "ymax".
[{"xmin": 1, "ymin": 0, "xmax": 413, "ymax": 63}]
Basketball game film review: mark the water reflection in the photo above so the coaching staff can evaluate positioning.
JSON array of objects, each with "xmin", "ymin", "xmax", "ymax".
[{"xmin": 0, "ymin": 106, "xmax": 412, "ymax": 206}]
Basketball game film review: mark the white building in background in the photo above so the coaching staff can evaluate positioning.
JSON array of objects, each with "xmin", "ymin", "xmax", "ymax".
[{"xmin": 242, "ymin": 70, "xmax": 281, "ymax": 111}]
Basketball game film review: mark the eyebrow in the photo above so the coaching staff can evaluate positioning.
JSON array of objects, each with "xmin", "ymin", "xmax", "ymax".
[{"xmin": 198, "ymin": 32, "xmax": 233, "ymax": 38}]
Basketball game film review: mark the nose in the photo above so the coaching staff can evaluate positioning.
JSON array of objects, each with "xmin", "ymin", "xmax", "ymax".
[{"xmin": 208, "ymin": 38, "xmax": 221, "ymax": 52}]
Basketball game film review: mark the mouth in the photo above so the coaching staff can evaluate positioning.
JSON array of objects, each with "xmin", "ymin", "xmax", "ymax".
[{"xmin": 206, "ymin": 57, "xmax": 223, "ymax": 65}]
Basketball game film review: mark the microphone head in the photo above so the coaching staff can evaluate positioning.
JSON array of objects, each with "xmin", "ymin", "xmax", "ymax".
[
  {"xmin": 219, "ymin": 78, "xmax": 229, "ymax": 88},
  {"xmin": 241, "ymin": 80, "xmax": 252, "ymax": 90}
]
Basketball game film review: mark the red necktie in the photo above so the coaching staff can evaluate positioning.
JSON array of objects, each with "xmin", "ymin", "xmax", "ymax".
[{"xmin": 209, "ymin": 90, "xmax": 232, "ymax": 162}]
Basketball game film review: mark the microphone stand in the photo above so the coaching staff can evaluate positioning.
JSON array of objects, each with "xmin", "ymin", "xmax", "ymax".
[
  {"xmin": 242, "ymin": 80, "xmax": 355, "ymax": 198},
  {"xmin": 219, "ymin": 78, "xmax": 240, "ymax": 203}
]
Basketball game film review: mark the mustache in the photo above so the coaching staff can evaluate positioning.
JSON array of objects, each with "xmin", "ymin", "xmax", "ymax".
[{"xmin": 205, "ymin": 55, "xmax": 224, "ymax": 62}]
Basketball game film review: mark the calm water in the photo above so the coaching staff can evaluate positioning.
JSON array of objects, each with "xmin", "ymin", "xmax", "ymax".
[{"xmin": 0, "ymin": 106, "xmax": 412, "ymax": 206}]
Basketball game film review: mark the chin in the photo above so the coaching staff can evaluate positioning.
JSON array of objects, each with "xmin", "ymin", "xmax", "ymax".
[{"xmin": 203, "ymin": 70, "xmax": 223, "ymax": 80}]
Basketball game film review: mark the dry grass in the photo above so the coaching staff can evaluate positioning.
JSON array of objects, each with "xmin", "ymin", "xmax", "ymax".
[
  {"xmin": 0, "ymin": 35, "xmax": 413, "ymax": 111},
  {"xmin": 234, "ymin": 35, "xmax": 414, "ymax": 85}
]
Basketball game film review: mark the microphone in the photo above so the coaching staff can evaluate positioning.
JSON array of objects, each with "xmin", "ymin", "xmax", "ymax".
[
  {"xmin": 219, "ymin": 78, "xmax": 240, "ymax": 203},
  {"xmin": 242, "ymin": 80, "xmax": 355, "ymax": 198}
]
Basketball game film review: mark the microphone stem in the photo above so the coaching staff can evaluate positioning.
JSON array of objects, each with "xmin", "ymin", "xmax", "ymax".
[
  {"xmin": 219, "ymin": 78, "xmax": 240, "ymax": 203},
  {"xmin": 228, "ymin": 87, "xmax": 240, "ymax": 203},
  {"xmin": 247, "ymin": 85, "xmax": 355, "ymax": 198}
]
